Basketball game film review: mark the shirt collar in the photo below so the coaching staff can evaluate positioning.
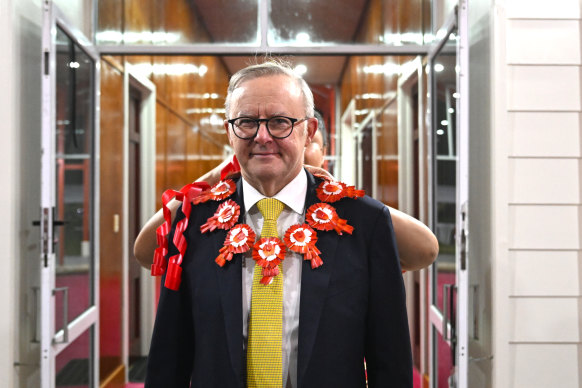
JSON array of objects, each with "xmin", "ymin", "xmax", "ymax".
[{"xmin": 242, "ymin": 169, "xmax": 308, "ymax": 215}]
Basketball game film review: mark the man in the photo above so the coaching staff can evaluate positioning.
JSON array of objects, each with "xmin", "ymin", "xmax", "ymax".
[
  {"xmin": 133, "ymin": 112, "xmax": 438, "ymax": 272},
  {"xmin": 145, "ymin": 62, "xmax": 412, "ymax": 387}
]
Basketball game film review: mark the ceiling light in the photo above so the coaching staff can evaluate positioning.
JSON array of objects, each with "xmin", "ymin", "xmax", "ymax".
[
  {"xmin": 294, "ymin": 64, "xmax": 307, "ymax": 76},
  {"xmin": 434, "ymin": 63, "xmax": 444, "ymax": 72},
  {"xmin": 436, "ymin": 129, "xmax": 445, "ymax": 135},
  {"xmin": 296, "ymin": 32, "xmax": 311, "ymax": 43}
]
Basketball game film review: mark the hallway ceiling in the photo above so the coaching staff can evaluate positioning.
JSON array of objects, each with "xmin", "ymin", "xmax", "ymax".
[{"xmin": 190, "ymin": 0, "xmax": 371, "ymax": 85}]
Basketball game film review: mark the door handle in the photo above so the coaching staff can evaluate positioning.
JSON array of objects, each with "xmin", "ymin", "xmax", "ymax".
[
  {"xmin": 53, "ymin": 287, "xmax": 69, "ymax": 344},
  {"xmin": 31, "ymin": 287, "xmax": 40, "ymax": 343},
  {"xmin": 442, "ymin": 283, "xmax": 456, "ymax": 341}
]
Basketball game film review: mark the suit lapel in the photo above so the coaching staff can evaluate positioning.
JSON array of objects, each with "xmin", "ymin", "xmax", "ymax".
[
  {"xmin": 297, "ymin": 173, "xmax": 340, "ymax": 387},
  {"xmin": 215, "ymin": 178, "xmax": 245, "ymax": 385}
]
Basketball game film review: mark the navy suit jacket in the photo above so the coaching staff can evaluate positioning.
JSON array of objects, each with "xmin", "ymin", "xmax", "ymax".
[{"xmin": 145, "ymin": 172, "xmax": 412, "ymax": 387}]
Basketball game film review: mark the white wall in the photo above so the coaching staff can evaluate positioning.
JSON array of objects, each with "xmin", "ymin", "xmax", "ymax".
[{"xmin": 493, "ymin": 0, "xmax": 582, "ymax": 387}]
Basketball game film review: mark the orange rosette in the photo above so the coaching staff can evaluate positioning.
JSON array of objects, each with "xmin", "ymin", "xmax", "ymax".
[
  {"xmin": 252, "ymin": 237, "xmax": 287, "ymax": 285},
  {"xmin": 284, "ymin": 224, "xmax": 323, "ymax": 269},
  {"xmin": 200, "ymin": 200, "xmax": 240, "ymax": 233},
  {"xmin": 215, "ymin": 224, "xmax": 256, "ymax": 267},
  {"xmin": 316, "ymin": 180, "xmax": 364, "ymax": 202},
  {"xmin": 194, "ymin": 179, "xmax": 236, "ymax": 204},
  {"xmin": 306, "ymin": 203, "xmax": 354, "ymax": 236}
]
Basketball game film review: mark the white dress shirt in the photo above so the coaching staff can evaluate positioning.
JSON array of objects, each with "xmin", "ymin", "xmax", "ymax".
[{"xmin": 241, "ymin": 169, "xmax": 307, "ymax": 388}]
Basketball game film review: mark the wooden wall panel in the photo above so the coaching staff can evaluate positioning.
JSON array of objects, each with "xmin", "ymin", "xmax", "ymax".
[
  {"xmin": 125, "ymin": 0, "xmax": 152, "ymax": 43},
  {"xmin": 186, "ymin": 127, "xmax": 201, "ymax": 182},
  {"xmin": 97, "ymin": 0, "xmax": 122, "ymax": 35},
  {"xmin": 155, "ymin": 102, "xmax": 167, "ymax": 209},
  {"xmin": 98, "ymin": 59, "xmax": 124, "ymax": 383},
  {"xmin": 165, "ymin": 111, "xmax": 187, "ymax": 191}
]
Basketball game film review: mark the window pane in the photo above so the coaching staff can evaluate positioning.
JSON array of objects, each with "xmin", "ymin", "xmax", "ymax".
[
  {"xmin": 97, "ymin": 0, "xmax": 259, "ymax": 45},
  {"xmin": 269, "ymin": 0, "xmax": 427, "ymax": 45}
]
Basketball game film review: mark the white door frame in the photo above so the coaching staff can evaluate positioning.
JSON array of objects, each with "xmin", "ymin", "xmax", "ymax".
[
  {"xmin": 123, "ymin": 64, "xmax": 157, "ymax": 371},
  {"xmin": 40, "ymin": 1, "xmax": 100, "ymax": 387},
  {"xmin": 426, "ymin": 3, "xmax": 469, "ymax": 387},
  {"xmin": 355, "ymin": 111, "xmax": 378, "ymax": 198}
]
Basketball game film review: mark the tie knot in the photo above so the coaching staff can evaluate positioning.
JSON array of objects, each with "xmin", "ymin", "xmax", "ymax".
[{"xmin": 256, "ymin": 198, "xmax": 284, "ymax": 221}]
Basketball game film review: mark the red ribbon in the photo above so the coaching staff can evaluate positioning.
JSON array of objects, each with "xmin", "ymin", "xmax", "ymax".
[{"xmin": 151, "ymin": 181, "xmax": 210, "ymax": 290}]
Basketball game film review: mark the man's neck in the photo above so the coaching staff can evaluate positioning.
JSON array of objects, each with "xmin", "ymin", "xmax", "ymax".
[
  {"xmin": 242, "ymin": 169, "xmax": 308, "ymax": 216},
  {"xmin": 241, "ymin": 172, "xmax": 298, "ymax": 198}
]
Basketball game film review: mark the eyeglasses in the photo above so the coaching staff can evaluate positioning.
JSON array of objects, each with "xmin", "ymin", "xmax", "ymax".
[{"xmin": 227, "ymin": 116, "xmax": 309, "ymax": 140}]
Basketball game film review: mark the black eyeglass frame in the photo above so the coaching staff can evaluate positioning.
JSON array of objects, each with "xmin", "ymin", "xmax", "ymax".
[{"xmin": 227, "ymin": 116, "xmax": 310, "ymax": 140}]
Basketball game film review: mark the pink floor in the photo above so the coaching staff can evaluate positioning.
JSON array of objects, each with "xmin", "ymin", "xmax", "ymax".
[{"xmin": 125, "ymin": 368, "xmax": 422, "ymax": 388}]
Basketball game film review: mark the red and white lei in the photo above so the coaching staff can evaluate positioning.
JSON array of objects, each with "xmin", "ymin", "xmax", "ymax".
[{"xmin": 153, "ymin": 168, "xmax": 363, "ymax": 290}]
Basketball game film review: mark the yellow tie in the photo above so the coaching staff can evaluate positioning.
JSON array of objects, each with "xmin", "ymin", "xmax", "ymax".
[{"xmin": 247, "ymin": 198, "xmax": 285, "ymax": 387}]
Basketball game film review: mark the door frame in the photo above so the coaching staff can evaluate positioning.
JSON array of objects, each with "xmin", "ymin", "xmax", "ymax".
[
  {"xmin": 123, "ymin": 64, "xmax": 157, "ymax": 372},
  {"xmin": 355, "ymin": 111, "xmax": 378, "ymax": 198},
  {"xmin": 426, "ymin": 2, "xmax": 470, "ymax": 387},
  {"xmin": 40, "ymin": 2, "xmax": 101, "ymax": 386}
]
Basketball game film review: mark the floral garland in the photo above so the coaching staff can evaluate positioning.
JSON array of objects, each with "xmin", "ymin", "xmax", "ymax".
[{"xmin": 154, "ymin": 173, "xmax": 364, "ymax": 290}]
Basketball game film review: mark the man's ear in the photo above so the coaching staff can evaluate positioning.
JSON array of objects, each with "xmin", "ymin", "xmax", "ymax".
[
  {"xmin": 305, "ymin": 117, "xmax": 318, "ymax": 146},
  {"xmin": 224, "ymin": 120, "xmax": 234, "ymax": 146}
]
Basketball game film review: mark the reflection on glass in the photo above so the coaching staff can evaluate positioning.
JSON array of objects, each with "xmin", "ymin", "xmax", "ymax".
[
  {"xmin": 54, "ymin": 26, "xmax": 95, "ymax": 330},
  {"xmin": 55, "ymin": 327, "xmax": 93, "ymax": 387},
  {"xmin": 433, "ymin": 327, "xmax": 455, "ymax": 388},
  {"xmin": 96, "ymin": 0, "xmax": 259, "ymax": 45},
  {"xmin": 431, "ymin": 31, "xmax": 457, "ymax": 312}
]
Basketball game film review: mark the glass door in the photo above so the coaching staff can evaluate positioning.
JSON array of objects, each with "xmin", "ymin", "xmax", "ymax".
[
  {"xmin": 427, "ymin": 2, "xmax": 469, "ymax": 387},
  {"xmin": 41, "ymin": 3, "xmax": 100, "ymax": 387}
]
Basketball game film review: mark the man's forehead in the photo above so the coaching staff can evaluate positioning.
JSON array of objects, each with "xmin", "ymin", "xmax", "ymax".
[{"xmin": 231, "ymin": 75, "xmax": 302, "ymax": 100}]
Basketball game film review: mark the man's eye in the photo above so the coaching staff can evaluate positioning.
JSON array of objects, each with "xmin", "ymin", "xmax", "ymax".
[
  {"xmin": 237, "ymin": 119, "xmax": 256, "ymax": 127},
  {"xmin": 271, "ymin": 117, "xmax": 291, "ymax": 126}
]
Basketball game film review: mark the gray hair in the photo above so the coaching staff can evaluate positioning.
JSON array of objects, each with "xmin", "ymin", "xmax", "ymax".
[{"xmin": 224, "ymin": 60, "xmax": 315, "ymax": 119}]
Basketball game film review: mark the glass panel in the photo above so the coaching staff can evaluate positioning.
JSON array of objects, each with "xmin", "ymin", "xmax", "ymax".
[
  {"xmin": 54, "ymin": 26, "xmax": 95, "ymax": 329},
  {"xmin": 432, "ymin": 0, "xmax": 458, "ymax": 37},
  {"xmin": 96, "ymin": 0, "xmax": 259, "ymax": 45},
  {"xmin": 431, "ymin": 30, "xmax": 457, "ymax": 311},
  {"xmin": 269, "ymin": 0, "xmax": 427, "ymax": 45},
  {"xmin": 56, "ymin": 327, "xmax": 94, "ymax": 387},
  {"xmin": 432, "ymin": 327, "xmax": 455, "ymax": 388}
]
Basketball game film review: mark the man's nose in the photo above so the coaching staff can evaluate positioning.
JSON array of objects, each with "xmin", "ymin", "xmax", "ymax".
[{"xmin": 254, "ymin": 121, "xmax": 273, "ymax": 143}]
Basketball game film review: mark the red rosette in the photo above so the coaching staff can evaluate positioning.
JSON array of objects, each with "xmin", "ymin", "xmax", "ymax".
[
  {"xmin": 316, "ymin": 180, "xmax": 365, "ymax": 202},
  {"xmin": 214, "ymin": 224, "xmax": 256, "ymax": 267},
  {"xmin": 194, "ymin": 179, "xmax": 236, "ymax": 204},
  {"xmin": 284, "ymin": 224, "xmax": 323, "ymax": 269},
  {"xmin": 200, "ymin": 200, "xmax": 240, "ymax": 233},
  {"xmin": 306, "ymin": 203, "xmax": 354, "ymax": 236},
  {"xmin": 252, "ymin": 237, "xmax": 286, "ymax": 285},
  {"xmin": 316, "ymin": 180, "xmax": 347, "ymax": 203}
]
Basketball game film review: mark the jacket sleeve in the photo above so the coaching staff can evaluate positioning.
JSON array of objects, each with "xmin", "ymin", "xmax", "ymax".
[
  {"xmin": 145, "ymin": 207, "xmax": 195, "ymax": 387},
  {"xmin": 365, "ymin": 205, "xmax": 413, "ymax": 387}
]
